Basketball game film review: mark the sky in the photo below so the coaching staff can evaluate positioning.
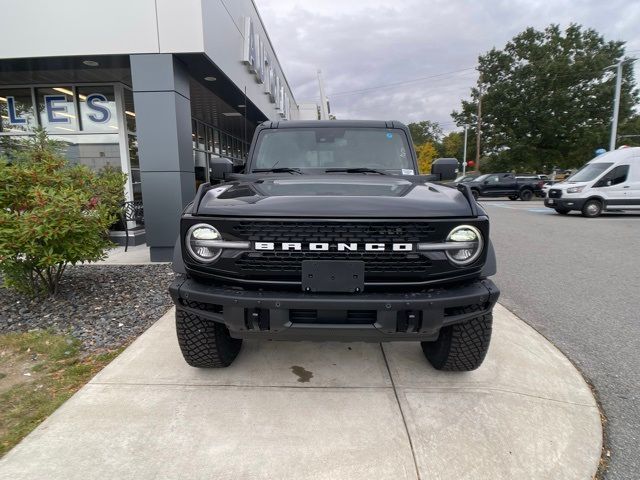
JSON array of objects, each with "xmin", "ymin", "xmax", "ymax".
[{"xmin": 254, "ymin": 0, "xmax": 640, "ymax": 131}]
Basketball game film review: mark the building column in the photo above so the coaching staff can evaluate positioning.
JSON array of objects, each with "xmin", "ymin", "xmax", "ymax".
[{"xmin": 130, "ymin": 54, "xmax": 195, "ymax": 262}]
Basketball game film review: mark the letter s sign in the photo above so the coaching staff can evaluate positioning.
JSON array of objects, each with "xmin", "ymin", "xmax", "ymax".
[{"xmin": 86, "ymin": 94, "xmax": 111, "ymax": 123}]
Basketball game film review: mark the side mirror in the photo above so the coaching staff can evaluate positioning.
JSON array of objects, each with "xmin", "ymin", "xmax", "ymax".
[
  {"xmin": 210, "ymin": 158, "xmax": 234, "ymax": 182},
  {"xmin": 484, "ymin": 180, "xmax": 489, "ymax": 185},
  {"xmin": 430, "ymin": 158, "xmax": 458, "ymax": 181}
]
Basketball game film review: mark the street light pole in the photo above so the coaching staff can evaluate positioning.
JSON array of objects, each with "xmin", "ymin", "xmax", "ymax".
[
  {"xmin": 609, "ymin": 61, "xmax": 623, "ymax": 151},
  {"xmin": 462, "ymin": 124, "xmax": 468, "ymax": 176},
  {"xmin": 607, "ymin": 58, "xmax": 637, "ymax": 151},
  {"xmin": 475, "ymin": 83, "xmax": 483, "ymax": 171}
]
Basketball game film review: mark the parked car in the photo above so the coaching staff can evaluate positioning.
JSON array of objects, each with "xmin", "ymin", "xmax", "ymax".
[
  {"xmin": 454, "ymin": 173, "xmax": 480, "ymax": 183},
  {"xmin": 466, "ymin": 173, "xmax": 544, "ymax": 200},
  {"xmin": 544, "ymin": 147, "xmax": 640, "ymax": 217},
  {"xmin": 516, "ymin": 174, "xmax": 549, "ymax": 181},
  {"xmin": 169, "ymin": 120, "xmax": 500, "ymax": 371}
]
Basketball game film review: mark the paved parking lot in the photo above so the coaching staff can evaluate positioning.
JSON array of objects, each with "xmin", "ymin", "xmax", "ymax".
[
  {"xmin": 483, "ymin": 199, "xmax": 640, "ymax": 479},
  {"xmin": 0, "ymin": 305, "xmax": 600, "ymax": 480}
]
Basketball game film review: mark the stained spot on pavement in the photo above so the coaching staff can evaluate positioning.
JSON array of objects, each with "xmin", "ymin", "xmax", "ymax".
[{"xmin": 290, "ymin": 365, "xmax": 313, "ymax": 383}]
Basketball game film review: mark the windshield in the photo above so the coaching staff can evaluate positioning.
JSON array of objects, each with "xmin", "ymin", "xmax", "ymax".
[
  {"xmin": 566, "ymin": 162, "xmax": 613, "ymax": 182},
  {"xmin": 252, "ymin": 128, "xmax": 414, "ymax": 173}
]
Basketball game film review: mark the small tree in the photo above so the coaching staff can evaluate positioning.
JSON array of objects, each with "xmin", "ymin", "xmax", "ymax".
[
  {"xmin": 416, "ymin": 142, "xmax": 438, "ymax": 174},
  {"xmin": 0, "ymin": 129, "xmax": 126, "ymax": 295}
]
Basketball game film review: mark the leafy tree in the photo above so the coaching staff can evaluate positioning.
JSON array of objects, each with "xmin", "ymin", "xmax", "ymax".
[
  {"xmin": 416, "ymin": 142, "xmax": 438, "ymax": 173},
  {"xmin": 452, "ymin": 24, "xmax": 638, "ymax": 172},
  {"xmin": 441, "ymin": 131, "xmax": 465, "ymax": 160},
  {"xmin": 0, "ymin": 129, "xmax": 126, "ymax": 296},
  {"xmin": 407, "ymin": 120, "xmax": 443, "ymax": 146}
]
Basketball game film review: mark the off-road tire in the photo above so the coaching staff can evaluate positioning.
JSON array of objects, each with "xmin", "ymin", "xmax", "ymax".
[
  {"xmin": 582, "ymin": 199, "xmax": 603, "ymax": 218},
  {"xmin": 175, "ymin": 309, "xmax": 242, "ymax": 368},
  {"xmin": 555, "ymin": 208, "xmax": 570, "ymax": 215},
  {"xmin": 421, "ymin": 312, "xmax": 492, "ymax": 371},
  {"xmin": 519, "ymin": 189, "xmax": 533, "ymax": 201}
]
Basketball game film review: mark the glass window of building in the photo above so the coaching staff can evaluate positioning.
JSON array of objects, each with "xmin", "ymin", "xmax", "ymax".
[
  {"xmin": 77, "ymin": 86, "xmax": 118, "ymax": 133},
  {"xmin": 123, "ymin": 89, "xmax": 136, "ymax": 134},
  {"xmin": 50, "ymin": 134, "xmax": 121, "ymax": 171},
  {"xmin": 36, "ymin": 87, "xmax": 79, "ymax": 133},
  {"xmin": 0, "ymin": 88, "xmax": 36, "ymax": 134}
]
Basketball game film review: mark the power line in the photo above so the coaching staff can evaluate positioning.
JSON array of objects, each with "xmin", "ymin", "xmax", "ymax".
[
  {"xmin": 328, "ymin": 67, "xmax": 477, "ymax": 97},
  {"xmin": 323, "ymin": 51, "xmax": 639, "ymax": 100}
]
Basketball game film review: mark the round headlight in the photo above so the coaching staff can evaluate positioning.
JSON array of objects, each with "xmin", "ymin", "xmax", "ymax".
[
  {"xmin": 186, "ymin": 224, "xmax": 222, "ymax": 263},
  {"xmin": 445, "ymin": 225, "xmax": 483, "ymax": 266}
]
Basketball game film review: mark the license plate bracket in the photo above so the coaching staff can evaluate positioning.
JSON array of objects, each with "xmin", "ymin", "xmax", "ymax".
[{"xmin": 301, "ymin": 260, "xmax": 365, "ymax": 293}]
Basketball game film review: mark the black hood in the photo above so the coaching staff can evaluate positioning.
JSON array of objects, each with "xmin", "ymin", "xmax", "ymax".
[{"xmin": 194, "ymin": 175, "xmax": 475, "ymax": 218}]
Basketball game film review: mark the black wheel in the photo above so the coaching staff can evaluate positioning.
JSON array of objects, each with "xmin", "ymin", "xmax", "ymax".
[
  {"xmin": 555, "ymin": 208, "xmax": 570, "ymax": 215},
  {"xmin": 421, "ymin": 312, "xmax": 492, "ymax": 371},
  {"xmin": 175, "ymin": 309, "xmax": 242, "ymax": 368},
  {"xmin": 471, "ymin": 189, "xmax": 480, "ymax": 200},
  {"xmin": 519, "ymin": 189, "xmax": 533, "ymax": 201},
  {"xmin": 581, "ymin": 199, "xmax": 603, "ymax": 218},
  {"xmin": 508, "ymin": 196, "xmax": 518, "ymax": 201}
]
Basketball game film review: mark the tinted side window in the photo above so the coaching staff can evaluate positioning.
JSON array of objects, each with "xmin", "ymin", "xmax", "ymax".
[
  {"xmin": 487, "ymin": 175, "xmax": 500, "ymax": 183},
  {"xmin": 607, "ymin": 165, "xmax": 629, "ymax": 185}
]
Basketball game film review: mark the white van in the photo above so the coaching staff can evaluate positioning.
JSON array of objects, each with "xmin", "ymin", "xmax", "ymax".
[{"xmin": 544, "ymin": 147, "xmax": 640, "ymax": 217}]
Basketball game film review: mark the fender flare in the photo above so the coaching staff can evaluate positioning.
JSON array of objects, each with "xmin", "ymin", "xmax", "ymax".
[
  {"xmin": 172, "ymin": 237, "xmax": 186, "ymax": 274},
  {"xmin": 480, "ymin": 239, "xmax": 497, "ymax": 278}
]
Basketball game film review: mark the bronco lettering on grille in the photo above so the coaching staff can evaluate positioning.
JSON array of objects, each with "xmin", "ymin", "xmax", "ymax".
[{"xmin": 254, "ymin": 242, "xmax": 413, "ymax": 251}]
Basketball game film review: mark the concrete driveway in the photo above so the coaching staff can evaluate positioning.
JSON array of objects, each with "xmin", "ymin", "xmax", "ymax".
[{"xmin": 0, "ymin": 304, "xmax": 601, "ymax": 480}]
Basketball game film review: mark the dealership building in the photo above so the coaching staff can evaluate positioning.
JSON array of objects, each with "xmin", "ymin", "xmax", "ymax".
[{"xmin": 0, "ymin": 0, "xmax": 300, "ymax": 261}]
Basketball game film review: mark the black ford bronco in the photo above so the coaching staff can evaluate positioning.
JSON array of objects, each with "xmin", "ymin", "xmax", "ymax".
[{"xmin": 169, "ymin": 120, "xmax": 499, "ymax": 371}]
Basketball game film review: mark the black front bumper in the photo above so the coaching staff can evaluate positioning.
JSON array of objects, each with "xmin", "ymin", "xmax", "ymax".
[
  {"xmin": 169, "ymin": 277, "xmax": 500, "ymax": 342},
  {"xmin": 544, "ymin": 197, "xmax": 586, "ymax": 210}
]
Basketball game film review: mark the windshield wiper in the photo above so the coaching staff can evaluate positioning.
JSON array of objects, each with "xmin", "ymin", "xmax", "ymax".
[
  {"xmin": 252, "ymin": 167, "xmax": 304, "ymax": 174},
  {"xmin": 325, "ymin": 167, "xmax": 389, "ymax": 175}
]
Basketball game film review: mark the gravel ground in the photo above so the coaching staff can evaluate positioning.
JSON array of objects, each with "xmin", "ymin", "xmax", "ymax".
[{"xmin": 0, "ymin": 264, "xmax": 175, "ymax": 352}]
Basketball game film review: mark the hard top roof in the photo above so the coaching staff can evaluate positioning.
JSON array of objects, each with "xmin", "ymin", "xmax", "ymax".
[
  {"xmin": 589, "ymin": 147, "xmax": 640, "ymax": 163},
  {"xmin": 260, "ymin": 120, "xmax": 407, "ymax": 129}
]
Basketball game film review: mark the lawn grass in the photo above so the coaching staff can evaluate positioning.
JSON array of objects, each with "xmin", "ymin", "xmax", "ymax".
[{"xmin": 0, "ymin": 331, "xmax": 121, "ymax": 457}]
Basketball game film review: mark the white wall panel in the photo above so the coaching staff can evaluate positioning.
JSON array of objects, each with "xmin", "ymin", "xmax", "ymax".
[
  {"xmin": 0, "ymin": 0, "xmax": 160, "ymax": 58},
  {"xmin": 156, "ymin": 0, "xmax": 204, "ymax": 53}
]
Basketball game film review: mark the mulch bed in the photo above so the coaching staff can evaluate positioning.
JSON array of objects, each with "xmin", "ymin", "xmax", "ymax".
[{"xmin": 0, "ymin": 264, "xmax": 175, "ymax": 352}]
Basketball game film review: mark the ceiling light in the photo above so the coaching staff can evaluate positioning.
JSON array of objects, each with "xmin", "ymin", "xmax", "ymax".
[
  {"xmin": 53, "ymin": 87, "xmax": 74, "ymax": 96},
  {"xmin": 222, "ymin": 112, "xmax": 242, "ymax": 117},
  {"xmin": 0, "ymin": 96, "xmax": 7, "ymax": 102},
  {"xmin": 83, "ymin": 60, "xmax": 99, "ymax": 67},
  {"xmin": 204, "ymin": 76, "xmax": 217, "ymax": 82},
  {"xmin": 125, "ymin": 110, "xmax": 136, "ymax": 117},
  {"xmin": 237, "ymin": 104, "xmax": 246, "ymax": 108}
]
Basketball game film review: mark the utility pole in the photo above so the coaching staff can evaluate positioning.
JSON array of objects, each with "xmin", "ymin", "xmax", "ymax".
[
  {"xmin": 475, "ymin": 83, "xmax": 482, "ymax": 171},
  {"xmin": 609, "ymin": 61, "xmax": 623, "ymax": 151},
  {"xmin": 462, "ymin": 124, "xmax": 468, "ymax": 175},
  {"xmin": 317, "ymin": 69, "xmax": 329, "ymax": 120}
]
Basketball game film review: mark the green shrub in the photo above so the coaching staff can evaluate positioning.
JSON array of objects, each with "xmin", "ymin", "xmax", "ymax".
[{"xmin": 0, "ymin": 129, "xmax": 126, "ymax": 295}]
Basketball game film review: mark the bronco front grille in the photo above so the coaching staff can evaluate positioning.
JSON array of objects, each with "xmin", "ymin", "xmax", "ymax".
[
  {"xmin": 236, "ymin": 251, "xmax": 432, "ymax": 274},
  {"xmin": 184, "ymin": 218, "xmax": 486, "ymax": 285}
]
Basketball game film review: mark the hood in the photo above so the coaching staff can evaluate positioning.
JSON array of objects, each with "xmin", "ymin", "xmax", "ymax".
[
  {"xmin": 551, "ymin": 181, "xmax": 589, "ymax": 190},
  {"xmin": 195, "ymin": 175, "xmax": 475, "ymax": 218}
]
